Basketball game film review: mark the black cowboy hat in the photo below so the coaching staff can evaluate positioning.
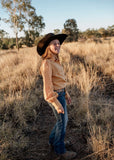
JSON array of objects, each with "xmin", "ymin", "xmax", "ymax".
[{"xmin": 37, "ymin": 33, "xmax": 67, "ymax": 56}]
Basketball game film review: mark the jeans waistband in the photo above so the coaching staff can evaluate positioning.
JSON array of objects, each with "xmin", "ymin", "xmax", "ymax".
[{"xmin": 54, "ymin": 88, "xmax": 65, "ymax": 93}]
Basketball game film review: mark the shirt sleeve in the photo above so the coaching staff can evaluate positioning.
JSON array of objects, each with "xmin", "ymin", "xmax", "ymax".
[{"xmin": 41, "ymin": 59, "xmax": 63, "ymax": 110}]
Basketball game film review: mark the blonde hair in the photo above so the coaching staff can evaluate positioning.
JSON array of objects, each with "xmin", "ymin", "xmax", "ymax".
[{"xmin": 42, "ymin": 46, "xmax": 53, "ymax": 59}]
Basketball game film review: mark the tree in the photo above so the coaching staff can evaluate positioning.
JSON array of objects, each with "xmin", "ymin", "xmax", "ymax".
[
  {"xmin": 1, "ymin": 0, "xmax": 45, "ymax": 49},
  {"xmin": 63, "ymin": 19, "xmax": 79, "ymax": 42},
  {"xmin": 98, "ymin": 28, "xmax": 108, "ymax": 38},
  {"xmin": 107, "ymin": 25, "xmax": 114, "ymax": 36},
  {"xmin": 24, "ymin": 9, "xmax": 45, "ymax": 46},
  {"xmin": 1, "ymin": 0, "xmax": 27, "ymax": 49},
  {"xmin": 82, "ymin": 28, "xmax": 101, "ymax": 39}
]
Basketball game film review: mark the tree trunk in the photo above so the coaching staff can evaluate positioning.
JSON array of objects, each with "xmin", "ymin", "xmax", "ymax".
[{"xmin": 16, "ymin": 32, "xmax": 19, "ymax": 51}]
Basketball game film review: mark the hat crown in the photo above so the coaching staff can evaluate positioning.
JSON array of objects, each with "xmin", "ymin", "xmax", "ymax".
[
  {"xmin": 40, "ymin": 33, "xmax": 55, "ymax": 45},
  {"xmin": 45, "ymin": 33, "xmax": 55, "ymax": 39}
]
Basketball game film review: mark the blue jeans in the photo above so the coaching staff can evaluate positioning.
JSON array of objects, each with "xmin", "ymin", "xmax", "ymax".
[{"xmin": 48, "ymin": 90, "xmax": 68, "ymax": 155}]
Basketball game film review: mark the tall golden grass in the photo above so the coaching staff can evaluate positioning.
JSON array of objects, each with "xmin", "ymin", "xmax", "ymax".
[{"xmin": 0, "ymin": 38, "xmax": 114, "ymax": 160}]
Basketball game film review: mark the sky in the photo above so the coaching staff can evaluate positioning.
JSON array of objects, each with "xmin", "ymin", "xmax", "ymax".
[{"xmin": 0, "ymin": 0, "xmax": 114, "ymax": 37}]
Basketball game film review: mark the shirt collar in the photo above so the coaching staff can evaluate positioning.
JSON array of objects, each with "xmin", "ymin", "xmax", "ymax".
[{"xmin": 51, "ymin": 55, "xmax": 60, "ymax": 62}]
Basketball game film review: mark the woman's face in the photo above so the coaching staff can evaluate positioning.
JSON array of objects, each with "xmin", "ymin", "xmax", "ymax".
[{"xmin": 49, "ymin": 39, "xmax": 60, "ymax": 55}]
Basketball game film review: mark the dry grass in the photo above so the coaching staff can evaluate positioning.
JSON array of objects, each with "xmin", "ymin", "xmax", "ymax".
[
  {"xmin": 0, "ymin": 37, "xmax": 114, "ymax": 160},
  {"xmin": 0, "ymin": 47, "xmax": 39, "ymax": 95},
  {"xmin": 0, "ymin": 47, "xmax": 43, "ymax": 160},
  {"xmin": 62, "ymin": 38, "xmax": 114, "ymax": 80},
  {"xmin": 60, "ymin": 37, "xmax": 114, "ymax": 159}
]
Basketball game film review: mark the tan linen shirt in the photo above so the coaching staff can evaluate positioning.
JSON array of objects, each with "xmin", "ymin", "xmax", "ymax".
[{"xmin": 40, "ymin": 58, "xmax": 67, "ymax": 110}]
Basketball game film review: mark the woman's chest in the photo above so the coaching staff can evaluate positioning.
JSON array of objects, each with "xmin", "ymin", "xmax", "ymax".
[{"xmin": 51, "ymin": 62, "xmax": 65, "ymax": 77}]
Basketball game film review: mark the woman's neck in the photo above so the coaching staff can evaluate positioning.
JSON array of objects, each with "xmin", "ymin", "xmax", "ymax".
[{"xmin": 51, "ymin": 53, "xmax": 59, "ymax": 62}]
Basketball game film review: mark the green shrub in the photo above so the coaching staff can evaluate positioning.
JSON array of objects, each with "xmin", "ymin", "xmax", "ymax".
[{"xmin": 0, "ymin": 38, "xmax": 16, "ymax": 49}]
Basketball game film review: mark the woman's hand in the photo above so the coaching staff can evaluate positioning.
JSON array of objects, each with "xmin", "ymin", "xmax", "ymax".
[
  {"xmin": 52, "ymin": 100, "xmax": 65, "ymax": 114},
  {"xmin": 66, "ymin": 96, "xmax": 71, "ymax": 105},
  {"xmin": 56, "ymin": 106, "xmax": 64, "ymax": 114},
  {"xmin": 65, "ymin": 91, "xmax": 71, "ymax": 105}
]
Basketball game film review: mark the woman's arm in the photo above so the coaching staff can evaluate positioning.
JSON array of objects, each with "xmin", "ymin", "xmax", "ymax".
[{"xmin": 65, "ymin": 89, "xmax": 71, "ymax": 105}]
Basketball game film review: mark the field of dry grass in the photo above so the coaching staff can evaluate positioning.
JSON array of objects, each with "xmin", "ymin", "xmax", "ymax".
[{"xmin": 0, "ymin": 37, "xmax": 114, "ymax": 160}]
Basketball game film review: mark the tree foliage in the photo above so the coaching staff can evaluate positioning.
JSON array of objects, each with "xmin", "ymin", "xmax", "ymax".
[
  {"xmin": 63, "ymin": 19, "xmax": 79, "ymax": 42},
  {"xmin": 1, "ymin": 0, "xmax": 45, "ymax": 49},
  {"xmin": 24, "ymin": 11, "xmax": 45, "ymax": 47},
  {"xmin": 0, "ymin": 29, "xmax": 8, "ymax": 39},
  {"xmin": 78, "ymin": 25, "xmax": 114, "ymax": 39},
  {"xmin": 107, "ymin": 25, "xmax": 114, "ymax": 36}
]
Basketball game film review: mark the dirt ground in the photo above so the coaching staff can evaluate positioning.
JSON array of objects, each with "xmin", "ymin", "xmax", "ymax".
[{"xmin": 21, "ymin": 99, "xmax": 91, "ymax": 160}]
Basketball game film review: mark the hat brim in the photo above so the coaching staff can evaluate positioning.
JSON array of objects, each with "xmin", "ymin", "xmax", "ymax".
[
  {"xmin": 46, "ymin": 34, "xmax": 67, "ymax": 45},
  {"xmin": 37, "ymin": 34, "xmax": 67, "ymax": 56}
]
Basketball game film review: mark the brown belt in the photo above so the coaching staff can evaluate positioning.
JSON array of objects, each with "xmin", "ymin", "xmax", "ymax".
[{"xmin": 54, "ymin": 88, "xmax": 65, "ymax": 92}]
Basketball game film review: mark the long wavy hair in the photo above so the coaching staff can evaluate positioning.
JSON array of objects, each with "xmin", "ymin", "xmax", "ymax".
[{"xmin": 42, "ymin": 46, "xmax": 53, "ymax": 59}]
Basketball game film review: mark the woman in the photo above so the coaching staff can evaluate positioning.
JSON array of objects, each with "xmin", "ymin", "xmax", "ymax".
[{"xmin": 37, "ymin": 33, "xmax": 77, "ymax": 160}]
